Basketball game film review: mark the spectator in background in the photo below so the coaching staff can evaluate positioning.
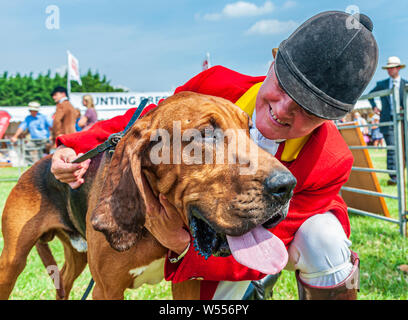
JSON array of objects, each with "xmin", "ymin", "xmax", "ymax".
[
  {"xmin": 77, "ymin": 94, "xmax": 97, "ymax": 131},
  {"xmin": 51, "ymin": 86, "xmax": 77, "ymax": 144},
  {"xmin": 369, "ymin": 56, "xmax": 407, "ymax": 185},
  {"xmin": 10, "ymin": 101, "xmax": 53, "ymax": 164},
  {"xmin": 371, "ymin": 107, "xmax": 384, "ymax": 147},
  {"xmin": 74, "ymin": 108, "xmax": 82, "ymax": 132},
  {"xmin": 11, "ymin": 102, "xmax": 52, "ymax": 143},
  {"xmin": 353, "ymin": 111, "xmax": 370, "ymax": 144}
]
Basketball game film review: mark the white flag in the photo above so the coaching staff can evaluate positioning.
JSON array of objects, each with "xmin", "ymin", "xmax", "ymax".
[
  {"xmin": 67, "ymin": 51, "xmax": 82, "ymax": 85},
  {"xmin": 202, "ymin": 52, "xmax": 211, "ymax": 71},
  {"xmin": 202, "ymin": 58, "xmax": 209, "ymax": 71}
]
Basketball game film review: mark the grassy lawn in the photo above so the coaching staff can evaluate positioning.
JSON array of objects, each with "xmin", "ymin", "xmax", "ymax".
[{"xmin": 0, "ymin": 150, "xmax": 407, "ymax": 300}]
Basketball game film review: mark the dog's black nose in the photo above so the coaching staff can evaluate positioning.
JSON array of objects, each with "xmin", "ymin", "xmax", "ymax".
[{"xmin": 264, "ymin": 170, "xmax": 296, "ymax": 204}]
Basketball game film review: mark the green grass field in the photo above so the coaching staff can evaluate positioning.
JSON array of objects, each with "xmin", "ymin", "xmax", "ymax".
[{"xmin": 0, "ymin": 149, "xmax": 407, "ymax": 300}]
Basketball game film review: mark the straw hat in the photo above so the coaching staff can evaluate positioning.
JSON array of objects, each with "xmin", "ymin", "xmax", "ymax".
[
  {"xmin": 28, "ymin": 101, "xmax": 40, "ymax": 112},
  {"xmin": 382, "ymin": 56, "xmax": 405, "ymax": 69}
]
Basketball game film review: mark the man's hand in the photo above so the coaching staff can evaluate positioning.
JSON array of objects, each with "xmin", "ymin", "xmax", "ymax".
[
  {"xmin": 141, "ymin": 174, "xmax": 191, "ymax": 255},
  {"xmin": 51, "ymin": 146, "xmax": 91, "ymax": 189}
]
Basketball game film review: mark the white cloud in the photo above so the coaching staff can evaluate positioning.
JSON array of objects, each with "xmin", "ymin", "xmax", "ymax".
[
  {"xmin": 202, "ymin": 1, "xmax": 274, "ymax": 21},
  {"xmin": 55, "ymin": 65, "xmax": 67, "ymax": 76},
  {"xmin": 245, "ymin": 19, "xmax": 298, "ymax": 35},
  {"xmin": 113, "ymin": 84, "xmax": 131, "ymax": 92},
  {"xmin": 223, "ymin": 1, "xmax": 274, "ymax": 17},
  {"xmin": 264, "ymin": 60, "xmax": 273, "ymax": 73},
  {"xmin": 202, "ymin": 12, "xmax": 223, "ymax": 21},
  {"xmin": 282, "ymin": 1, "xmax": 296, "ymax": 9}
]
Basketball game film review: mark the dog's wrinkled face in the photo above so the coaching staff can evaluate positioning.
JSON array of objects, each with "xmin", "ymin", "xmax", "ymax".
[{"xmin": 91, "ymin": 92, "xmax": 296, "ymax": 258}]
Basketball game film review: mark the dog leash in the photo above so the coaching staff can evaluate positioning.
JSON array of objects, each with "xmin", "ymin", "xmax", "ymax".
[
  {"xmin": 72, "ymin": 98, "xmax": 149, "ymax": 164},
  {"xmin": 73, "ymin": 98, "xmax": 149, "ymax": 300},
  {"xmin": 81, "ymin": 278, "xmax": 95, "ymax": 300}
]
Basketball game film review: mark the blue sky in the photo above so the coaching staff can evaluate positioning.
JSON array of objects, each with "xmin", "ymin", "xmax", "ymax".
[{"xmin": 1, "ymin": 0, "xmax": 408, "ymax": 93}]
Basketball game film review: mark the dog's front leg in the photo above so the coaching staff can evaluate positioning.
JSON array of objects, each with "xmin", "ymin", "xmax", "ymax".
[{"xmin": 172, "ymin": 280, "xmax": 201, "ymax": 300}]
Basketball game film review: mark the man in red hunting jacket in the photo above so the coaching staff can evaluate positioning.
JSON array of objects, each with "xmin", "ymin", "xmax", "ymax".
[{"xmin": 51, "ymin": 11, "xmax": 378, "ymax": 300}]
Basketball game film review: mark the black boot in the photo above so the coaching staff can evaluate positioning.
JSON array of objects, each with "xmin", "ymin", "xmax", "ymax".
[
  {"xmin": 242, "ymin": 273, "xmax": 281, "ymax": 300},
  {"xmin": 296, "ymin": 251, "xmax": 360, "ymax": 300}
]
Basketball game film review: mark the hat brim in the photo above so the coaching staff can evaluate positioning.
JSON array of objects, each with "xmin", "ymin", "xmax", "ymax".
[
  {"xmin": 275, "ymin": 51, "xmax": 351, "ymax": 120},
  {"xmin": 382, "ymin": 64, "xmax": 405, "ymax": 69},
  {"xmin": 28, "ymin": 108, "xmax": 39, "ymax": 112}
]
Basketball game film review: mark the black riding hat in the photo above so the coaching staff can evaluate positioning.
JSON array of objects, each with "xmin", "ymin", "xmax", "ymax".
[{"xmin": 275, "ymin": 11, "xmax": 378, "ymax": 120}]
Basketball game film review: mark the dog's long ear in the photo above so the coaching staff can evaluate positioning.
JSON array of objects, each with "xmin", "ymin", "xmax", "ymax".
[{"xmin": 91, "ymin": 123, "xmax": 152, "ymax": 252}]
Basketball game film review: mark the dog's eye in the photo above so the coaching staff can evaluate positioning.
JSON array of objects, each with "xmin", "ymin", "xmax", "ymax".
[
  {"xmin": 248, "ymin": 117, "xmax": 253, "ymax": 129},
  {"xmin": 201, "ymin": 126, "xmax": 215, "ymax": 143},
  {"xmin": 201, "ymin": 126, "xmax": 224, "ymax": 144}
]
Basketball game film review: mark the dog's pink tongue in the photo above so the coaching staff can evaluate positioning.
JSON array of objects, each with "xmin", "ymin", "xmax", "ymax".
[{"xmin": 226, "ymin": 225, "xmax": 288, "ymax": 275}]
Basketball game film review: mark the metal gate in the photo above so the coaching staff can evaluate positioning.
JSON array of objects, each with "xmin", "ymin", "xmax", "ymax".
[
  {"xmin": 337, "ymin": 85, "xmax": 407, "ymax": 237},
  {"xmin": 0, "ymin": 138, "xmax": 49, "ymax": 182}
]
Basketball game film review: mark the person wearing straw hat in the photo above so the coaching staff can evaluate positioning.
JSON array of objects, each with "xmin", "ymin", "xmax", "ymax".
[
  {"xmin": 11, "ymin": 101, "xmax": 52, "ymax": 143},
  {"xmin": 11, "ymin": 101, "xmax": 53, "ymax": 164},
  {"xmin": 369, "ymin": 56, "xmax": 407, "ymax": 185}
]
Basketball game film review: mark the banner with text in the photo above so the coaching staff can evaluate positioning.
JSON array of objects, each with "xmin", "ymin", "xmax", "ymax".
[{"xmin": 70, "ymin": 91, "xmax": 171, "ymax": 119}]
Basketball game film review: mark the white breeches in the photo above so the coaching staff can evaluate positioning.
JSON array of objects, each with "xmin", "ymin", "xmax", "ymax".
[
  {"xmin": 286, "ymin": 212, "xmax": 353, "ymax": 286},
  {"xmin": 212, "ymin": 212, "xmax": 353, "ymax": 299}
]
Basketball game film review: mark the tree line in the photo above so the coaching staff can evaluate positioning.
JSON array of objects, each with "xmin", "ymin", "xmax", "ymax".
[{"xmin": 0, "ymin": 69, "xmax": 125, "ymax": 106}]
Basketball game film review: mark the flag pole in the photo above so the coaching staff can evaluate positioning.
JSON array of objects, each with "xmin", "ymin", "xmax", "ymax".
[
  {"xmin": 206, "ymin": 52, "xmax": 211, "ymax": 68},
  {"xmin": 66, "ymin": 50, "xmax": 71, "ymax": 97}
]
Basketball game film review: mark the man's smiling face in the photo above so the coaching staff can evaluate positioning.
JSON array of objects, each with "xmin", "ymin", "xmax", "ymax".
[{"xmin": 255, "ymin": 62, "xmax": 326, "ymax": 141}]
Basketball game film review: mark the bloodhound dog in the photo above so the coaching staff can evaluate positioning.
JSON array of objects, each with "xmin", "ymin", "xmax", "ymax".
[{"xmin": 0, "ymin": 92, "xmax": 295, "ymax": 300}]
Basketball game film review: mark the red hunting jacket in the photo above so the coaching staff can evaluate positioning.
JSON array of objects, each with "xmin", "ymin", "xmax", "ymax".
[{"xmin": 57, "ymin": 66, "xmax": 353, "ymax": 298}]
